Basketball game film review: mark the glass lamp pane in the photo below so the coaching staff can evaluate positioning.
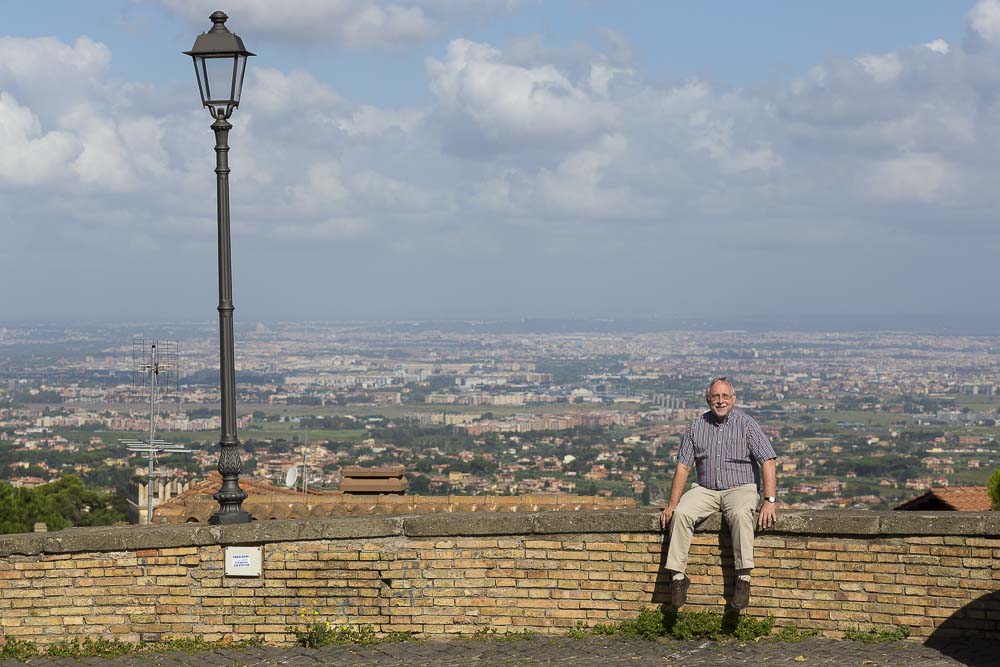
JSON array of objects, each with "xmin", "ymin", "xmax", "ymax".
[
  {"xmin": 232, "ymin": 55, "xmax": 247, "ymax": 104},
  {"xmin": 204, "ymin": 55, "xmax": 237, "ymax": 104},
  {"xmin": 192, "ymin": 57, "xmax": 209, "ymax": 106}
]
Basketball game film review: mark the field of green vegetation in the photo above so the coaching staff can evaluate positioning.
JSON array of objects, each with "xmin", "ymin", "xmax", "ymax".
[{"xmin": 242, "ymin": 422, "xmax": 368, "ymax": 443}]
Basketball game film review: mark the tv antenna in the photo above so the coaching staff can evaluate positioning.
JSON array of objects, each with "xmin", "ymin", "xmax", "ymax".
[
  {"xmin": 284, "ymin": 466, "xmax": 298, "ymax": 489},
  {"xmin": 123, "ymin": 339, "xmax": 189, "ymax": 525},
  {"xmin": 302, "ymin": 426, "xmax": 310, "ymax": 498},
  {"xmin": 284, "ymin": 427, "xmax": 312, "ymax": 502},
  {"xmin": 131, "ymin": 339, "xmax": 180, "ymax": 404}
]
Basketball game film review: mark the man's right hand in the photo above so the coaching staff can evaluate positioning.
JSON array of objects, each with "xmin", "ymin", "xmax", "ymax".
[{"xmin": 660, "ymin": 506, "xmax": 675, "ymax": 530}]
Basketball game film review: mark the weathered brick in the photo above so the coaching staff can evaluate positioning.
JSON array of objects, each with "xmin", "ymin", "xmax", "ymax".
[{"xmin": 0, "ymin": 518, "xmax": 994, "ymax": 646}]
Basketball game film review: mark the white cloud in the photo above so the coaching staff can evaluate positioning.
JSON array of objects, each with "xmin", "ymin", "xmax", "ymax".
[
  {"xmin": 160, "ymin": 0, "xmax": 436, "ymax": 48},
  {"xmin": 0, "ymin": 36, "xmax": 182, "ymax": 193},
  {"xmin": 281, "ymin": 159, "xmax": 434, "ymax": 229},
  {"xmin": 6, "ymin": 8, "xmax": 1000, "ymax": 321},
  {"xmin": 0, "ymin": 92, "xmax": 79, "ymax": 186},
  {"xmin": 0, "ymin": 31, "xmax": 442, "ymax": 260},
  {"xmin": 416, "ymin": 0, "xmax": 527, "ymax": 12},
  {"xmin": 472, "ymin": 134, "xmax": 658, "ymax": 220},
  {"xmin": 868, "ymin": 152, "xmax": 959, "ymax": 203},
  {"xmin": 689, "ymin": 108, "xmax": 783, "ymax": 174},
  {"xmin": 473, "ymin": 169, "xmax": 520, "ymax": 212},
  {"xmin": 535, "ymin": 134, "xmax": 652, "ymax": 218},
  {"xmin": 338, "ymin": 105, "xmax": 425, "ymax": 136},
  {"xmin": 0, "ymin": 36, "xmax": 113, "ymax": 124},
  {"xmin": 247, "ymin": 68, "xmax": 344, "ymax": 118},
  {"xmin": 62, "ymin": 105, "xmax": 146, "ymax": 192},
  {"xmin": 160, "ymin": 0, "xmax": 530, "ymax": 48},
  {"xmin": 427, "ymin": 38, "xmax": 616, "ymax": 151},
  {"xmin": 0, "ymin": 36, "xmax": 110, "ymax": 83},
  {"xmin": 286, "ymin": 161, "xmax": 352, "ymax": 216},
  {"xmin": 968, "ymin": 0, "xmax": 1000, "ymax": 46},
  {"xmin": 857, "ymin": 53, "xmax": 903, "ymax": 83},
  {"xmin": 243, "ymin": 67, "xmax": 424, "ymax": 137},
  {"xmin": 588, "ymin": 61, "xmax": 632, "ymax": 98},
  {"xmin": 924, "ymin": 39, "xmax": 950, "ymax": 54},
  {"xmin": 352, "ymin": 169, "xmax": 433, "ymax": 210}
]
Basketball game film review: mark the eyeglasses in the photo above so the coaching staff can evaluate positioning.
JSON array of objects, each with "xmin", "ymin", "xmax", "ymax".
[{"xmin": 709, "ymin": 393, "xmax": 733, "ymax": 401}]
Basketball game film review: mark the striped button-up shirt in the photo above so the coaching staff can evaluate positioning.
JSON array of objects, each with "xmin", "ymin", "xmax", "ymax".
[{"xmin": 677, "ymin": 408, "xmax": 776, "ymax": 490}]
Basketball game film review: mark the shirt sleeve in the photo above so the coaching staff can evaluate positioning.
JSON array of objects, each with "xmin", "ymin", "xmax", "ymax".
[
  {"xmin": 746, "ymin": 418, "xmax": 777, "ymax": 462},
  {"xmin": 677, "ymin": 424, "xmax": 695, "ymax": 467}
]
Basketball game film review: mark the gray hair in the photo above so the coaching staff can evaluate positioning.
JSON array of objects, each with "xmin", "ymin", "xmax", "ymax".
[{"xmin": 705, "ymin": 376, "xmax": 734, "ymax": 400}]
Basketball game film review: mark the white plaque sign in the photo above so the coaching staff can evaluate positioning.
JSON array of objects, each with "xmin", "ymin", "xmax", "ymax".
[{"xmin": 224, "ymin": 546, "xmax": 263, "ymax": 577}]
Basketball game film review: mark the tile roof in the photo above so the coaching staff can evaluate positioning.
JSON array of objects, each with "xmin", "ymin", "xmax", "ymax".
[
  {"xmin": 151, "ymin": 472, "xmax": 635, "ymax": 524},
  {"xmin": 894, "ymin": 486, "xmax": 992, "ymax": 512}
]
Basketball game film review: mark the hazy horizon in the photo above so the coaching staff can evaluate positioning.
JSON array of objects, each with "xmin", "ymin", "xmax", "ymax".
[{"xmin": 4, "ymin": 313, "xmax": 1000, "ymax": 337}]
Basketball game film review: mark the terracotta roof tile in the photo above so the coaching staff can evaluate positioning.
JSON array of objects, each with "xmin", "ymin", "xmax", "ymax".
[
  {"xmin": 341, "ymin": 465, "xmax": 405, "ymax": 478},
  {"xmin": 152, "ymin": 472, "xmax": 635, "ymax": 524},
  {"xmin": 894, "ymin": 486, "xmax": 992, "ymax": 511}
]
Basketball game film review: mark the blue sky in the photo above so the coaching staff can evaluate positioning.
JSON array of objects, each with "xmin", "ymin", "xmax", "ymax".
[
  {"xmin": 6, "ymin": 2, "xmax": 974, "ymax": 101},
  {"xmin": 0, "ymin": 0, "xmax": 997, "ymax": 324}
]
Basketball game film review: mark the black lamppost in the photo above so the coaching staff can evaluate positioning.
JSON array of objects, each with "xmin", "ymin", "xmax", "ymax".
[{"xmin": 185, "ymin": 11, "xmax": 255, "ymax": 525}]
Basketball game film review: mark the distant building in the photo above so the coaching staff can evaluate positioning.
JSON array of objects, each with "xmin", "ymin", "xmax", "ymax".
[
  {"xmin": 128, "ymin": 477, "xmax": 194, "ymax": 525},
  {"xmin": 339, "ymin": 465, "xmax": 407, "ymax": 494},
  {"xmin": 894, "ymin": 486, "xmax": 992, "ymax": 511}
]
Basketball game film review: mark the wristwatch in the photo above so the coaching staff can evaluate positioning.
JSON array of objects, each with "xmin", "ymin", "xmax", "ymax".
[{"xmin": 763, "ymin": 496, "xmax": 776, "ymax": 503}]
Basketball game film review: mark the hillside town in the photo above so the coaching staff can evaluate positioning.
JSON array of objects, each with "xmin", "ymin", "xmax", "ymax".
[{"xmin": 0, "ymin": 322, "xmax": 997, "ymax": 518}]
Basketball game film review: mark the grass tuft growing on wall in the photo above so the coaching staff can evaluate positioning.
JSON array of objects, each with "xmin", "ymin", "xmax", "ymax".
[
  {"xmin": 0, "ymin": 635, "xmax": 263, "ymax": 660},
  {"xmin": 844, "ymin": 625, "xmax": 910, "ymax": 644},
  {"xmin": 567, "ymin": 608, "xmax": 775, "ymax": 642}
]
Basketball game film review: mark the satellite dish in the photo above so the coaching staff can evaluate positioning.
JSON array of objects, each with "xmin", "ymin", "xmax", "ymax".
[{"xmin": 285, "ymin": 467, "xmax": 298, "ymax": 488}]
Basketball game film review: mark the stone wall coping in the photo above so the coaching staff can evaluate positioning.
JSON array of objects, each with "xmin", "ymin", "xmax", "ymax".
[{"xmin": 0, "ymin": 510, "xmax": 996, "ymax": 557}]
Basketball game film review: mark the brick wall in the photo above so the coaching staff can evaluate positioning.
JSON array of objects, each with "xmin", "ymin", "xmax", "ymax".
[{"xmin": 0, "ymin": 510, "xmax": 996, "ymax": 646}]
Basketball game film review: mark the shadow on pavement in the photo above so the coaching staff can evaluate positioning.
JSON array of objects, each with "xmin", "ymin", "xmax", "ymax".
[{"xmin": 924, "ymin": 590, "xmax": 1000, "ymax": 667}]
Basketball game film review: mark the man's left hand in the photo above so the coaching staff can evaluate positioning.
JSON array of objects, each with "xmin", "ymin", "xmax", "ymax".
[{"xmin": 757, "ymin": 501, "xmax": 776, "ymax": 529}]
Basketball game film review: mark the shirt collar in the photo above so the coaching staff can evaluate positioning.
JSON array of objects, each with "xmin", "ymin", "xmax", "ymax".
[{"xmin": 710, "ymin": 408, "xmax": 736, "ymax": 426}]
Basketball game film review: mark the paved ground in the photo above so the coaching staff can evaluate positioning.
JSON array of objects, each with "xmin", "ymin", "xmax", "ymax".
[{"xmin": 1, "ymin": 636, "xmax": 995, "ymax": 667}]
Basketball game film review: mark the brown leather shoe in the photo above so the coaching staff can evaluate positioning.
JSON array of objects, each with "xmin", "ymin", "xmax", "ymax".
[
  {"xmin": 671, "ymin": 576, "xmax": 690, "ymax": 608},
  {"xmin": 732, "ymin": 578, "xmax": 751, "ymax": 610}
]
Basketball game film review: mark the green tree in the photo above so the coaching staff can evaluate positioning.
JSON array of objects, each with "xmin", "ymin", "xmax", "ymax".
[
  {"xmin": 0, "ymin": 482, "xmax": 66, "ymax": 534},
  {"xmin": 988, "ymin": 469, "xmax": 1000, "ymax": 511},
  {"xmin": 407, "ymin": 473, "xmax": 430, "ymax": 494},
  {"xmin": 0, "ymin": 475, "xmax": 126, "ymax": 535}
]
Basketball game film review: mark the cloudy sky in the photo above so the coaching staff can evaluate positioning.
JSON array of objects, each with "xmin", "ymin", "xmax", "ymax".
[{"xmin": 1, "ymin": 0, "xmax": 998, "ymax": 325}]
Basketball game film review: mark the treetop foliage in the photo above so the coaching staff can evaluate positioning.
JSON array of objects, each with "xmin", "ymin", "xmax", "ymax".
[
  {"xmin": 0, "ymin": 475, "xmax": 127, "ymax": 535},
  {"xmin": 988, "ymin": 469, "xmax": 1000, "ymax": 511}
]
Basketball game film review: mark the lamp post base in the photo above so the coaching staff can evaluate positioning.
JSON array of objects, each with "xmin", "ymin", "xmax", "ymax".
[
  {"xmin": 208, "ymin": 509, "xmax": 253, "ymax": 525},
  {"xmin": 210, "ymin": 445, "xmax": 252, "ymax": 524},
  {"xmin": 209, "ymin": 468, "xmax": 252, "ymax": 525}
]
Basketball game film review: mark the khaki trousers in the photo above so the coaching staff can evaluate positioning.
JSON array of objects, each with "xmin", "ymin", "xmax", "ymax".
[{"xmin": 665, "ymin": 483, "xmax": 759, "ymax": 573}]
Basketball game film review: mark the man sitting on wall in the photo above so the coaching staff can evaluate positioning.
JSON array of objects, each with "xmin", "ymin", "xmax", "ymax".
[{"xmin": 659, "ymin": 377, "xmax": 777, "ymax": 610}]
